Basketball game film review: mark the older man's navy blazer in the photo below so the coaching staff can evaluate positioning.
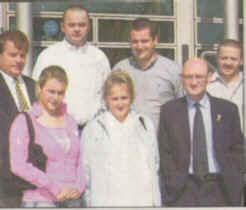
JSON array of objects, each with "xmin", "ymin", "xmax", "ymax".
[{"xmin": 158, "ymin": 95, "xmax": 244, "ymax": 206}]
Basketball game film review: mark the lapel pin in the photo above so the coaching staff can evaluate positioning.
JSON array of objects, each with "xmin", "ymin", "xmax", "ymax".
[{"xmin": 216, "ymin": 114, "xmax": 222, "ymax": 122}]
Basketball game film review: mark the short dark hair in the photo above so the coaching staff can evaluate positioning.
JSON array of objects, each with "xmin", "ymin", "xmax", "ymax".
[
  {"xmin": 62, "ymin": 5, "xmax": 89, "ymax": 22},
  {"xmin": 0, "ymin": 30, "xmax": 29, "ymax": 54},
  {"xmin": 218, "ymin": 39, "xmax": 243, "ymax": 57},
  {"xmin": 131, "ymin": 18, "xmax": 158, "ymax": 39}
]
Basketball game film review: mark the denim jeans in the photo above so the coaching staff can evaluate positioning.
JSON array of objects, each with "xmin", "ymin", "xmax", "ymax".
[{"xmin": 21, "ymin": 198, "xmax": 82, "ymax": 208}]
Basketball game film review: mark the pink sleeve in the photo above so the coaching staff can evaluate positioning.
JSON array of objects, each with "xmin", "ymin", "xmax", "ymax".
[
  {"xmin": 9, "ymin": 113, "xmax": 60, "ymax": 197},
  {"xmin": 74, "ymin": 148, "xmax": 87, "ymax": 194},
  {"xmin": 67, "ymin": 114, "xmax": 87, "ymax": 194}
]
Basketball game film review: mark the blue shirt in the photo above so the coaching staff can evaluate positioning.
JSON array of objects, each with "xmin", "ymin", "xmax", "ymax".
[{"xmin": 186, "ymin": 94, "xmax": 220, "ymax": 173}]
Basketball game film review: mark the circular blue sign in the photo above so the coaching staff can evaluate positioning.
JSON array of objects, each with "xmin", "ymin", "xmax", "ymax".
[{"xmin": 43, "ymin": 20, "xmax": 59, "ymax": 36}]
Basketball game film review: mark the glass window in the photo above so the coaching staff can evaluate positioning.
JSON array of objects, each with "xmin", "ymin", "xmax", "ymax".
[
  {"xmin": 9, "ymin": 0, "xmax": 174, "ymax": 16},
  {"xmin": 32, "ymin": 17, "xmax": 92, "ymax": 42},
  {"xmin": 99, "ymin": 20, "xmax": 174, "ymax": 43},
  {"xmin": 197, "ymin": 23, "xmax": 224, "ymax": 45},
  {"xmin": 33, "ymin": 46, "xmax": 45, "ymax": 65},
  {"xmin": 197, "ymin": 0, "xmax": 242, "ymax": 18}
]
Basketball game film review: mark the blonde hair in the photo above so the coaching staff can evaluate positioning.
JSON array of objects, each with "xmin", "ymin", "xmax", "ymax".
[
  {"xmin": 36, "ymin": 65, "xmax": 68, "ymax": 97},
  {"xmin": 103, "ymin": 70, "xmax": 135, "ymax": 103}
]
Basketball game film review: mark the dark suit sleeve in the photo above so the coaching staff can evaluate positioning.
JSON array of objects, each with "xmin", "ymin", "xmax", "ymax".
[
  {"xmin": 158, "ymin": 105, "xmax": 187, "ymax": 205},
  {"xmin": 222, "ymin": 104, "xmax": 244, "ymax": 205}
]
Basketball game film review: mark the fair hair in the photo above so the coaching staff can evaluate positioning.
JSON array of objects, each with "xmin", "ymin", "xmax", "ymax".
[{"xmin": 103, "ymin": 70, "xmax": 135, "ymax": 103}]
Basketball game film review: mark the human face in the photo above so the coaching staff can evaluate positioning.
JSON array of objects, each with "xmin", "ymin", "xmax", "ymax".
[
  {"xmin": 106, "ymin": 83, "xmax": 132, "ymax": 122},
  {"xmin": 39, "ymin": 78, "xmax": 66, "ymax": 116},
  {"xmin": 0, "ymin": 41, "xmax": 26, "ymax": 77},
  {"xmin": 181, "ymin": 58, "xmax": 211, "ymax": 102},
  {"xmin": 217, "ymin": 46, "xmax": 242, "ymax": 82},
  {"xmin": 61, "ymin": 9, "xmax": 90, "ymax": 47},
  {"xmin": 130, "ymin": 28, "xmax": 157, "ymax": 68}
]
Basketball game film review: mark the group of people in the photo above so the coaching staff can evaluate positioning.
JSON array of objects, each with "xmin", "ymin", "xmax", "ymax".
[{"xmin": 0, "ymin": 4, "xmax": 244, "ymax": 208}]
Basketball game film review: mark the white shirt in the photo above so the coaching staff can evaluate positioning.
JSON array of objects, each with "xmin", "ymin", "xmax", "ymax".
[
  {"xmin": 207, "ymin": 71, "xmax": 243, "ymax": 127},
  {"xmin": 0, "ymin": 71, "xmax": 31, "ymax": 110},
  {"xmin": 186, "ymin": 94, "xmax": 219, "ymax": 174},
  {"xmin": 32, "ymin": 39, "xmax": 111, "ymax": 125},
  {"xmin": 82, "ymin": 111, "xmax": 161, "ymax": 207}
]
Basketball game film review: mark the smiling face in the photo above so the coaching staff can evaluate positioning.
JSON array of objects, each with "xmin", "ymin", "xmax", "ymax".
[
  {"xmin": 61, "ymin": 9, "xmax": 90, "ymax": 47},
  {"xmin": 39, "ymin": 78, "xmax": 66, "ymax": 116},
  {"xmin": 106, "ymin": 83, "xmax": 132, "ymax": 122},
  {"xmin": 0, "ymin": 41, "xmax": 26, "ymax": 77},
  {"xmin": 217, "ymin": 46, "xmax": 242, "ymax": 82},
  {"xmin": 181, "ymin": 58, "xmax": 211, "ymax": 102},
  {"xmin": 130, "ymin": 28, "xmax": 158, "ymax": 68}
]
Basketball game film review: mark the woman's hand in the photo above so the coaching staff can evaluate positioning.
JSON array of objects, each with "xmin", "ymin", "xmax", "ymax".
[
  {"xmin": 67, "ymin": 188, "xmax": 81, "ymax": 199},
  {"xmin": 56, "ymin": 187, "xmax": 81, "ymax": 201},
  {"xmin": 56, "ymin": 187, "xmax": 71, "ymax": 202}
]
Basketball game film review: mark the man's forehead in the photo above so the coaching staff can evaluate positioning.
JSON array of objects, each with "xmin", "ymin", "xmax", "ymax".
[{"xmin": 64, "ymin": 9, "xmax": 88, "ymax": 21}]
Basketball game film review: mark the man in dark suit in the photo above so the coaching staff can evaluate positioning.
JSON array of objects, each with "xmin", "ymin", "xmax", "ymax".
[
  {"xmin": 0, "ymin": 30, "xmax": 36, "ymax": 207},
  {"xmin": 158, "ymin": 57, "xmax": 244, "ymax": 206}
]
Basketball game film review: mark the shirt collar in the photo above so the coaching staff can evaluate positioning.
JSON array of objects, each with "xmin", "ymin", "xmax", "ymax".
[
  {"xmin": 210, "ymin": 71, "xmax": 243, "ymax": 84},
  {"xmin": 63, "ymin": 38, "xmax": 88, "ymax": 53},
  {"xmin": 0, "ymin": 70, "xmax": 24, "ymax": 84},
  {"xmin": 186, "ymin": 93, "xmax": 210, "ymax": 109},
  {"xmin": 29, "ymin": 102, "xmax": 67, "ymax": 118},
  {"xmin": 130, "ymin": 55, "xmax": 158, "ymax": 71}
]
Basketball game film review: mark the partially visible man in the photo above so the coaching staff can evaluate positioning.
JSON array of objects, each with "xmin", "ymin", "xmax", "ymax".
[
  {"xmin": 32, "ymin": 5, "xmax": 111, "ymax": 129},
  {"xmin": 207, "ymin": 39, "xmax": 243, "ymax": 127},
  {"xmin": 0, "ymin": 30, "xmax": 36, "ymax": 207},
  {"xmin": 113, "ymin": 18, "xmax": 183, "ymax": 131},
  {"xmin": 158, "ymin": 57, "xmax": 244, "ymax": 206}
]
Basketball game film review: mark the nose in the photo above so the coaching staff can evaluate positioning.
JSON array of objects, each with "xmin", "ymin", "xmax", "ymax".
[{"xmin": 190, "ymin": 76, "xmax": 198, "ymax": 85}]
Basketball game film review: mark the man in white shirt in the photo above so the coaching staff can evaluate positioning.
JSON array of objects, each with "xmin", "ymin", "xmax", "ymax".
[
  {"xmin": 32, "ymin": 5, "xmax": 111, "ymax": 129},
  {"xmin": 0, "ymin": 30, "xmax": 36, "ymax": 207},
  {"xmin": 207, "ymin": 39, "xmax": 243, "ymax": 127}
]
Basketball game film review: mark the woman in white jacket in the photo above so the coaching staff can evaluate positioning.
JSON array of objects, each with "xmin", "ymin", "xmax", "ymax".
[{"xmin": 81, "ymin": 70, "xmax": 161, "ymax": 207}]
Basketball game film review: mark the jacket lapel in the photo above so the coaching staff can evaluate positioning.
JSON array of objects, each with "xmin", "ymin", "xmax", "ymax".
[
  {"xmin": 176, "ymin": 97, "xmax": 191, "ymax": 162},
  {"xmin": 0, "ymin": 74, "xmax": 19, "ymax": 117}
]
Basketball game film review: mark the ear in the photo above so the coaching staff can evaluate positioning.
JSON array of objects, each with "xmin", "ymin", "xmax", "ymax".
[
  {"xmin": 240, "ymin": 57, "xmax": 243, "ymax": 66},
  {"xmin": 180, "ymin": 73, "xmax": 184, "ymax": 83},
  {"xmin": 60, "ymin": 22, "xmax": 65, "ymax": 33},
  {"xmin": 207, "ymin": 71, "xmax": 213, "ymax": 82},
  {"xmin": 153, "ymin": 35, "xmax": 159, "ymax": 44}
]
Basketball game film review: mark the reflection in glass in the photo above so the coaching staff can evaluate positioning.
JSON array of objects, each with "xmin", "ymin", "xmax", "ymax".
[
  {"xmin": 9, "ymin": 0, "xmax": 174, "ymax": 16},
  {"xmin": 197, "ymin": 0, "xmax": 242, "ymax": 18},
  {"xmin": 32, "ymin": 17, "xmax": 92, "ymax": 42},
  {"xmin": 9, "ymin": 16, "xmax": 16, "ymax": 31},
  {"xmin": 198, "ymin": 23, "xmax": 224, "ymax": 44},
  {"xmin": 99, "ymin": 20, "xmax": 174, "ymax": 43},
  {"xmin": 33, "ymin": 18, "xmax": 63, "ymax": 41}
]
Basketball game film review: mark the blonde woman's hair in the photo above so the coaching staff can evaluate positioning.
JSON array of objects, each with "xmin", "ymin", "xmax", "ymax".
[{"xmin": 103, "ymin": 69, "xmax": 135, "ymax": 103}]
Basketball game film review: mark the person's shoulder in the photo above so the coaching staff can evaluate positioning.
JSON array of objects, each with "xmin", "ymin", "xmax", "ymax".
[
  {"xmin": 157, "ymin": 54, "xmax": 179, "ymax": 65},
  {"xmin": 38, "ymin": 41, "xmax": 64, "ymax": 56},
  {"xmin": 209, "ymin": 94, "xmax": 238, "ymax": 109},
  {"xmin": 164, "ymin": 96, "xmax": 185, "ymax": 107},
  {"xmin": 86, "ymin": 44, "xmax": 108, "ymax": 59},
  {"xmin": 84, "ymin": 111, "xmax": 107, "ymax": 131},
  {"xmin": 113, "ymin": 57, "xmax": 131, "ymax": 70},
  {"xmin": 22, "ymin": 75, "xmax": 35, "ymax": 85},
  {"xmin": 156, "ymin": 54, "xmax": 182, "ymax": 72}
]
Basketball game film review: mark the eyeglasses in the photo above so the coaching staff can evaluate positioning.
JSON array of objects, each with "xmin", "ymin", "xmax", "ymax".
[{"xmin": 181, "ymin": 74, "xmax": 207, "ymax": 80}]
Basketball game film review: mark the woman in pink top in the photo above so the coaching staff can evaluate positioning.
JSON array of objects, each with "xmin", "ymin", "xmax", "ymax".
[{"xmin": 9, "ymin": 66, "xmax": 86, "ymax": 207}]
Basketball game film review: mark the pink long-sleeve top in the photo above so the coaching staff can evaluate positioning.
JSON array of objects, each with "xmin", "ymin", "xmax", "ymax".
[{"xmin": 9, "ymin": 102, "xmax": 86, "ymax": 202}]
